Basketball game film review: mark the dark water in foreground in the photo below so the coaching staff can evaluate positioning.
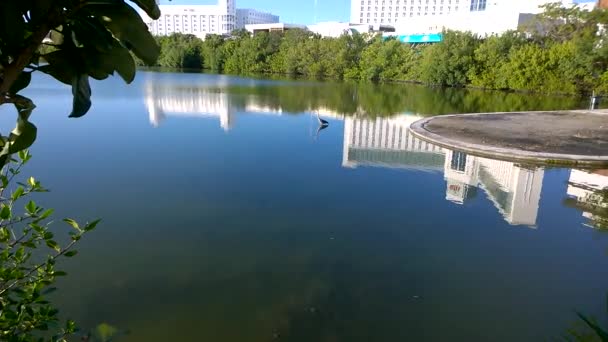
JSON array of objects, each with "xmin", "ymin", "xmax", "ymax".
[{"xmin": 3, "ymin": 72, "xmax": 608, "ymax": 341}]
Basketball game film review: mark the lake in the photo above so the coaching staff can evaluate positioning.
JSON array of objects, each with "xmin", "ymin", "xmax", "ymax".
[{"xmin": 4, "ymin": 71, "xmax": 608, "ymax": 341}]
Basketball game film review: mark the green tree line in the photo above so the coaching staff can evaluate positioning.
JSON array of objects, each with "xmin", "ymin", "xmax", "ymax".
[{"xmin": 147, "ymin": 4, "xmax": 608, "ymax": 95}]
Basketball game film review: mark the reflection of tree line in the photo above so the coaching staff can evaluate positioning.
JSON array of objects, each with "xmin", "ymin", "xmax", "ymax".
[
  {"xmin": 144, "ymin": 78, "xmax": 585, "ymax": 119},
  {"xmin": 209, "ymin": 82, "xmax": 586, "ymax": 117}
]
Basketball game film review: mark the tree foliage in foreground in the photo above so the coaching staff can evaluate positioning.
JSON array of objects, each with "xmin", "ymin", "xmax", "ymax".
[
  {"xmin": 0, "ymin": 151, "xmax": 99, "ymax": 341},
  {"xmin": 149, "ymin": 4, "xmax": 608, "ymax": 95},
  {"xmin": 0, "ymin": 0, "xmax": 161, "ymax": 340},
  {"xmin": 0, "ymin": 0, "xmax": 161, "ymax": 167}
]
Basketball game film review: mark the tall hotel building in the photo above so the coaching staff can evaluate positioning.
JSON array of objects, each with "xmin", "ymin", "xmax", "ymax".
[
  {"xmin": 351, "ymin": 0, "xmax": 588, "ymax": 35},
  {"xmin": 141, "ymin": 0, "xmax": 279, "ymax": 38}
]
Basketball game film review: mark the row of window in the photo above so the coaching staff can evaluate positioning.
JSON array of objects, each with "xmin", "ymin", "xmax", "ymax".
[
  {"xmin": 470, "ymin": 0, "xmax": 486, "ymax": 11},
  {"xmin": 162, "ymin": 14, "xmax": 236, "ymax": 21},
  {"xmin": 153, "ymin": 25, "xmax": 235, "ymax": 33},
  {"xmin": 359, "ymin": 5, "xmax": 458, "ymax": 12},
  {"xmin": 360, "ymin": 9, "xmax": 454, "ymax": 17},
  {"xmin": 360, "ymin": 0, "xmax": 459, "ymax": 5}
]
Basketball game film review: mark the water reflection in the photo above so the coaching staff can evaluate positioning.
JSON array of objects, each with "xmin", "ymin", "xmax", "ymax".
[
  {"xmin": 145, "ymin": 84, "xmax": 345, "ymax": 130},
  {"xmin": 342, "ymin": 116, "xmax": 544, "ymax": 227},
  {"xmin": 145, "ymin": 84, "xmax": 548, "ymax": 228},
  {"xmin": 25, "ymin": 72, "xmax": 608, "ymax": 342},
  {"xmin": 566, "ymin": 170, "xmax": 608, "ymax": 229}
]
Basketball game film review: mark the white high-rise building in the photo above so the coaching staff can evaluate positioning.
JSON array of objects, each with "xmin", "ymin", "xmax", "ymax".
[
  {"xmin": 142, "ymin": 1, "xmax": 279, "ymax": 39},
  {"xmin": 143, "ymin": 0, "xmax": 236, "ymax": 38},
  {"xmin": 351, "ymin": 0, "xmax": 587, "ymax": 36},
  {"xmin": 236, "ymin": 9, "xmax": 279, "ymax": 28}
]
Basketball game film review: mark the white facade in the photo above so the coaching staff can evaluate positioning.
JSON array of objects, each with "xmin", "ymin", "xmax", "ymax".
[
  {"xmin": 351, "ymin": 0, "xmax": 589, "ymax": 36},
  {"xmin": 141, "ymin": 1, "xmax": 279, "ymax": 39},
  {"xmin": 236, "ymin": 9, "xmax": 279, "ymax": 29},
  {"xmin": 143, "ymin": 1, "xmax": 237, "ymax": 38}
]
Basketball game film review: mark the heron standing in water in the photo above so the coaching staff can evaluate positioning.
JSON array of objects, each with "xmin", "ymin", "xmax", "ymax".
[{"xmin": 317, "ymin": 112, "xmax": 329, "ymax": 127}]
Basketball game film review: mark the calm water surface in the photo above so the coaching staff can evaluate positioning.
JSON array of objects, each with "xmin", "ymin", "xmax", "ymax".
[{"xmin": 4, "ymin": 72, "xmax": 608, "ymax": 341}]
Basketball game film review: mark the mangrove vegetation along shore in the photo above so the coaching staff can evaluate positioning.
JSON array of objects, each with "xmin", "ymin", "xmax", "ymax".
[{"xmin": 142, "ymin": 4, "xmax": 608, "ymax": 95}]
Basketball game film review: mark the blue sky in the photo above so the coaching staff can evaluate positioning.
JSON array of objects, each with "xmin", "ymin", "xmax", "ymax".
[{"xmin": 159, "ymin": 0, "xmax": 596, "ymax": 25}]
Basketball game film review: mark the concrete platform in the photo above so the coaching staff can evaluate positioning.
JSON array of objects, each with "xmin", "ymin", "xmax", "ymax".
[{"xmin": 409, "ymin": 110, "xmax": 608, "ymax": 166}]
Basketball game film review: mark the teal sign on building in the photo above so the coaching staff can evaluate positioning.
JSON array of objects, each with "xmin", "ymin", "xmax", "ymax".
[{"xmin": 384, "ymin": 34, "xmax": 443, "ymax": 43}]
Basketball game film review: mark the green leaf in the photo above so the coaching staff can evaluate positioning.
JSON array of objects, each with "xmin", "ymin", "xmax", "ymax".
[
  {"xmin": 0, "ymin": 205, "xmax": 11, "ymax": 220},
  {"xmin": 38, "ymin": 209, "xmax": 54, "ymax": 220},
  {"xmin": 82, "ymin": 38, "xmax": 136, "ymax": 83},
  {"xmin": 73, "ymin": 16, "xmax": 115, "ymax": 53},
  {"xmin": 11, "ymin": 186, "xmax": 24, "ymax": 201},
  {"xmin": 40, "ymin": 50, "xmax": 79, "ymax": 85},
  {"xmin": 0, "ymin": 175, "xmax": 8, "ymax": 188},
  {"xmin": 91, "ymin": 3, "xmax": 160, "ymax": 65},
  {"xmin": 22, "ymin": 241, "xmax": 36, "ymax": 248},
  {"xmin": 18, "ymin": 149, "xmax": 27, "ymax": 161},
  {"xmin": 26, "ymin": 200, "xmax": 36, "ymax": 214},
  {"xmin": 84, "ymin": 219, "xmax": 101, "ymax": 232},
  {"xmin": 129, "ymin": 0, "xmax": 161, "ymax": 20},
  {"xmin": 64, "ymin": 250, "xmax": 78, "ymax": 257},
  {"xmin": 106, "ymin": 40, "xmax": 136, "ymax": 83},
  {"xmin": 65, "ymin": 319, "xmax": 77, "ymax": 333},
  {"xmin": 69, "ymin": 74, "xmax": 92, "ymax": 118},
  {"xmin": 63, "ymin": 218, "xmax": 80, "ymax": 230},
  {"xmin": 45, "ymin": 240, "xmax": 60, "ymax": 252},
  {"xmin": 27, "ymin": 176, "xmax": 35, "ymax": 187},
  {"xmin": 9, "ymin": 71, "xmax": 31, "ymax": 94},
  {"xmin": 7, "ymin": 112, "xmax": 38, "ymax": 154},
  {"xmin": 0, "ymin": 227, "xmax": 10, "ymax": 242}
]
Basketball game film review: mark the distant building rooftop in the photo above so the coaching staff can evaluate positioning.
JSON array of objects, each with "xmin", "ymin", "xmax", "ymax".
[{"xmin": 245, "ymin": 23, "xmax": 307, "ymax": 34}]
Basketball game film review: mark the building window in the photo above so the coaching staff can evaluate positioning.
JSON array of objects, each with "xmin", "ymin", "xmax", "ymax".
[
  {"xmin": 450, "ymin": 152, "xmax": 467, "ymax": 172},
  {"xmin": 470, "ymin": 0, "xmax": 486, "ymax": 11}
]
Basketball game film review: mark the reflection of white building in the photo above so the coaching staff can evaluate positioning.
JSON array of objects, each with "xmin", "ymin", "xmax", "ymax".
[
  {"xmin": 342, "ymin": 115, "xmax": 445, "ymax": 171},
  {"xmin": 444, "ymin": 150, "xmax": 544, "ymax": 226},
  {"xmin": 146, "ymin": 85, "xmax": 236, "ymax": 131},
  {"xmin": 342, "ymin": 116, "xmax": 545, "ymax": 227},
  {"xmin": 144, "ymin": 84, "xmax": 344, "ymax": 131},
  {"xmin": 567, "ymin": 170, "xmax": 608, "ymax": 227}
]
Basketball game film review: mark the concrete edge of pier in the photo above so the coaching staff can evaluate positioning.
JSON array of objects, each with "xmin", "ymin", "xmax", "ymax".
[{"xmin": 409, "ymin": 110, "xmax": 608, "ymax": 167}]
